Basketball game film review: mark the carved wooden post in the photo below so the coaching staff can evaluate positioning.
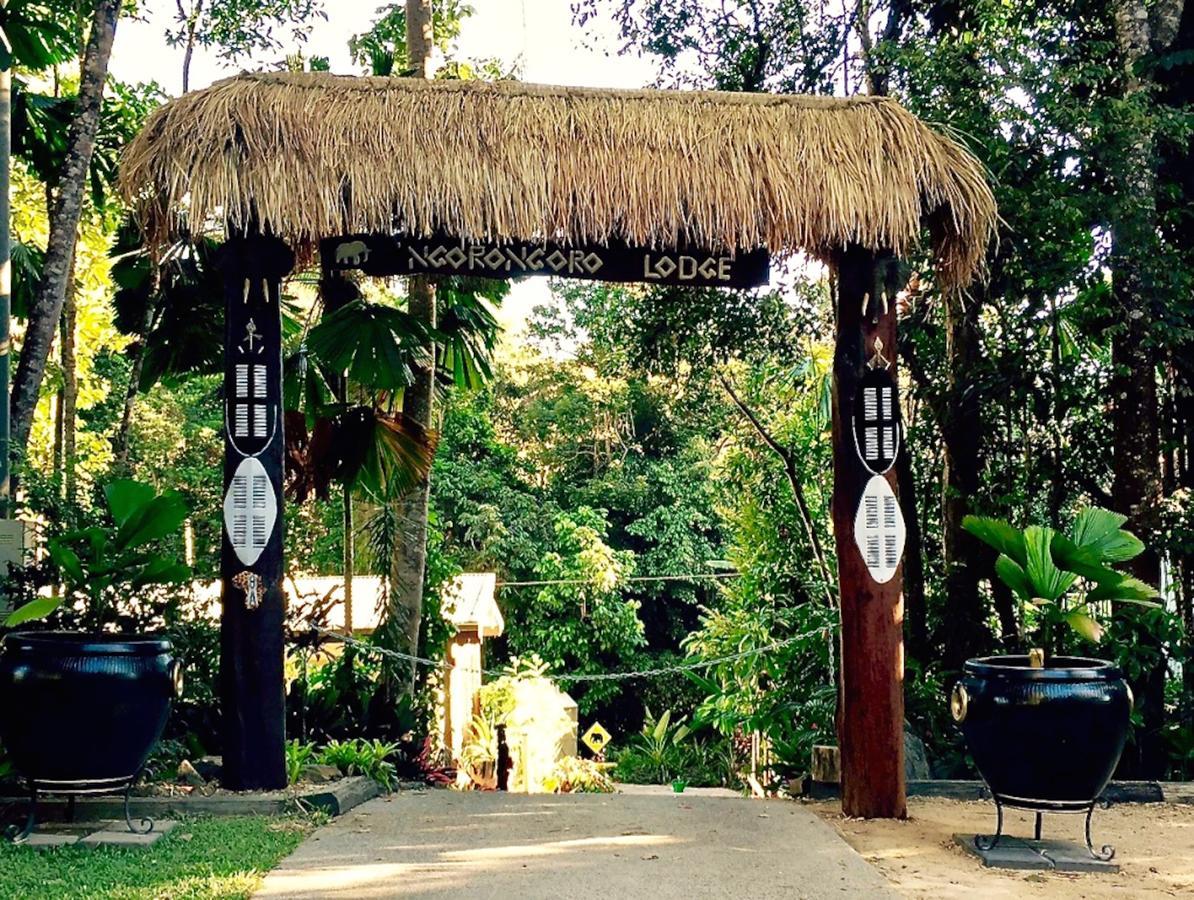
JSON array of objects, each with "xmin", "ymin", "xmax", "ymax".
[
  {"xmin": 831, "ymin": 244, "xmax": 907, "ymax": 819},
  {"xmin": 219, "ymin": 233, "xmax": 293, "ymax": 790}
]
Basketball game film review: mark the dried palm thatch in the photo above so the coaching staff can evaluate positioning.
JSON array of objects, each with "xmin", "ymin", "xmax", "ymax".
[{"xmin": 119, "ymin": 72, "xmax": 996, "ymax": 288}]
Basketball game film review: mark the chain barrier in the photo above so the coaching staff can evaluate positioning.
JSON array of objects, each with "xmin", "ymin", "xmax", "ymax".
[{"xmin": 312, "ymin": 624, "xmax": 835, "ymax": 684}]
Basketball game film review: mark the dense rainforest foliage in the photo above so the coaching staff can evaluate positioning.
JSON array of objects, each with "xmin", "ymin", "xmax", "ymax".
[{"xmin": 2, "ymin": 0, "xmax": 1194, "ymax": 788}]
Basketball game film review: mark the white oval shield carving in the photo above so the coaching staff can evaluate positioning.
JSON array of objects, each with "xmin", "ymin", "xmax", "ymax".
[
  {"xmin": 223, "ymin": 456, "xmax": 277, "ymax": 566},
  {"xmin": 853, "ymin": 474, "xmax": 906, "ymax": 585}
]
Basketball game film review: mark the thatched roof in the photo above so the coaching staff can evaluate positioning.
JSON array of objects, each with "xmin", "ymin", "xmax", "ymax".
[{"xmin": 119, "ymin": 72, "xmax": 996, "ymax": 288}]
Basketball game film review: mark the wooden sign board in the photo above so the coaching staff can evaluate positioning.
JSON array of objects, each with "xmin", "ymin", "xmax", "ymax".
[{"xmin": 321, "ymin": 234, "xmax": 770, "ymax": 289}]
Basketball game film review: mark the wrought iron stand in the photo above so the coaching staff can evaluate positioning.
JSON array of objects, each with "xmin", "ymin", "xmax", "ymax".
[
  {"xmin": 4, "ymin": 774, "xmax": 154, "ymax": 844},
  {"xmin": 974, "ymin": 794, "xmax": 1114, "ymax": 861}
]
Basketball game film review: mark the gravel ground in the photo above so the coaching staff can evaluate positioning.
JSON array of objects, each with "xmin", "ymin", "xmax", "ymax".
[{"xmin": 811, "ymin": 797, "xmax": 1194, "ymax": 899}]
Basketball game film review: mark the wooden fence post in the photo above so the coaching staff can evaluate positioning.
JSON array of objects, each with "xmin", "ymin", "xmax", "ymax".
[
  {"xmin": 218, "ymin": 232, "xmax": 293, "ymax": 791},
  {"xmin": 831, "ymin": 244, "xmax": 907, "ymax": 819}
]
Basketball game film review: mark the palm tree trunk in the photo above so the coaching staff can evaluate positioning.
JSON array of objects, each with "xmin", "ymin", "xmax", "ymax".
[
  {"xmin": 406, "ymin": 0, "xmax": 434, "ymax": 78},
  {"xmin": 9, "ymin": 0, "xmax": 120, "ymax": 476},
  {"xmin": 389, "ymin": 272, "xmax": 435, "ymax": 690},
  {"xmin": 382, "ymin": 0, "xmax": 438, "ymax": 693}
]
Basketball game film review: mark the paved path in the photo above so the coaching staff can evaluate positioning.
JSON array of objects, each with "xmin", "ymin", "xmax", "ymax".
[{"xmin": 257, "ymin": 787, "xmax": 897, "ymax": 899}]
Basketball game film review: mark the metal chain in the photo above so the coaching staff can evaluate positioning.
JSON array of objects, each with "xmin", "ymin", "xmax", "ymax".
[{"xmin": 313, "ymin": 624, "xmax": 835, "ymax": 683}]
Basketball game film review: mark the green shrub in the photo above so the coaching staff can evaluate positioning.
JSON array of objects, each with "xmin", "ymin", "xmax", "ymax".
[
  {"xmin": 4, "ymin": 479, "xmax": 190, "ymax": 628},
  {"xmin": 319, "ymin": 738, "xmax": 399, "ymax": 789},
  {"xmin": 611, "ymin": 726, "xmax": 737, "ymax": 788},
  {"xmin": 143, "ymin": 738, "xmax": 190, "ymax": 782},
  {"xmin": 611, "ymin": 708, "xmax": 690, "ymax": 784},
  {"xmin": 286, "ymin": 739, "xmax": 318, "ymax": 785},
  {"xmin": 0, "ymin": 741, "xmax": 13, "ymax": 783}
]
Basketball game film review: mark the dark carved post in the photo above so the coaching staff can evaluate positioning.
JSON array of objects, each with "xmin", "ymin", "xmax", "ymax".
[
  {"xmin": 218, "ymin": 232, "xmax": 293, "ymax": 790},
  {"xmin": 831, "ymin": 244, "xmax": 907, "ymax": 819}
]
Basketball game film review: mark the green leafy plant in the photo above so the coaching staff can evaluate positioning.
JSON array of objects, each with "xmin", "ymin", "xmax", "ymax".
[
  {"xmin": 143, "ymin": 738, "xmax": 190, "ymax": 782},
  {"xmin": 286, "ymin": 739, "xmax": 318, "ymax": 786},
  {"xmin": 963, "ymin": 507, "xmax": 1159, "ymax": 651},
  {"xmin": 318, "ymin": 738, "xmax": 399, "ymax": 790},
  {"xmin": 0, "ymin": 740, "xmax": 14, "ymax": 783},
  {"xmin": 4, "ymin": 480, "xmax": 190, "ymax": 627},
  {"xmin": 458, "ymin": 713, "xmax": 499, "ymax": 789},
  {"xmin": 618, "ymin": 708, "xmax": 691, "ymax": 784}
]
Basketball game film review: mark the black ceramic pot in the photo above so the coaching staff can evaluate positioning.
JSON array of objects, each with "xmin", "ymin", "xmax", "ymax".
[
  {"xmin": 0, "ymin": 632, "xmax": 181, "ymax": 787},
  {"xmin": 952, "ymin": 655, "xmax": 1131, "ymax": 808}
]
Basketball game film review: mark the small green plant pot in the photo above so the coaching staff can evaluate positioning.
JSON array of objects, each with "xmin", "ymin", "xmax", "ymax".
[{"xmin": 671, "ymin": 778, "xmax": 688, "ymax": 793}]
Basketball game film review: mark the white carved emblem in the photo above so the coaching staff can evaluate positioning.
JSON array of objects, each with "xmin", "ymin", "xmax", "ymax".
[
  {"xmin": 223, "ymin": 456, "xmax": 276, "ymax": 566},
  {"xmin": 853, "ymin": 475, "xmax": 905, "ymax": 584}
]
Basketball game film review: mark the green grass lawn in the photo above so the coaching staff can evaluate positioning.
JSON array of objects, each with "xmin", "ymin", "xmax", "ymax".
[{"xmin": 0, "ymin": 816, "xmax": 313, "ymax": 900}]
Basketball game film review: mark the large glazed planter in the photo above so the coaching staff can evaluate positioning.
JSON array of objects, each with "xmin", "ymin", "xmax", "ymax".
[
  {"xmin": 952, "ymin": 655, "xmax": 1131, "ymax": 808},
  {"xmin": 0, "ymin": 632, "xmax": 181, "ymax": 788}
]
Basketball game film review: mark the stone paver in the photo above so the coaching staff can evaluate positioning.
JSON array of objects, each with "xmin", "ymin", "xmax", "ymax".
[
  {"xmin": 955, "ymin": 833, "xmax": 1120, "ymax": 873},
  {"xmin": 258, "ymin": 789, "xmax": 898, "ymax": 899},
  {"xmin": 20, "ymin": 833, "xmax": 81, "ymax": 848},
  {"xmin": 79, "ymin": 819, "xmax": 177, "ymax": 848},
  {"xmin": 14, "ymin": 819, "xmax": 176, "ymax": 850}
]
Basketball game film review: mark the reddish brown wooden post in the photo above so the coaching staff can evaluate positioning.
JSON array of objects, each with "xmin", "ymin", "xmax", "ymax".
[{"xmin": 831, "ymin": 244, "xmax": 907, "ymax": 818}]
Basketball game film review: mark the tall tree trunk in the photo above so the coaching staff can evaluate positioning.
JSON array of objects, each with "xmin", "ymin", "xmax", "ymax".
[
  {"xmin": 51, "ymin": 390, "xmax": 62, "ymax": 482},
  {"xmin": 61, "ymin": 273, "xmax": 78, "ymax": 504},
  {"xmin": 406, "ymin": 0, "xmax": 434, "ymax": 78},
  {"xmin": 0, "ymin": 50, "xmax": 12, "ymax": 516},
  {"xmin": 388, "ymin": 273, "xmax": 435, "ymax": 690},
  {"xmin": 113, "ymin": 344, "xmax": 145, "ymax": 468},
  {"xmin": 1177, "ymin": 357, "xmax": 1194, "ymax": 708},
  {"xmin": 939, "ymin": 289, "xmax": 992, "ymax": 668},
  {"xmin": 113, "ymin": 270, "xmax": 163, "ymax": 468},
  {"xmin": 1108, "ymin": 0, "xmax": 1181, "ymax": 779},
  {"xmin": 381, "ymin": 0, "xmax": 438, "ymax": 693},
  {"xmin": 178, "ymin": 0, "xmax": 203, "ymax": 93},
  {"xmin": 182, "ymin": 34, "xmax": 195, "ymax": 93},
  {"xmin": 343, "ymin": 483, "xmax": 354, "ymax": 634},
  {"xmin": 1156, "ymin": 3, "xmax": 1194, "ymax": 718},
  {"xmin": 895, "ymin": 447, "xmax": 928, "ymax": 661},
  {"xmin": 9, "ymin": 0, "xmax": 119, "ymax": 476}
]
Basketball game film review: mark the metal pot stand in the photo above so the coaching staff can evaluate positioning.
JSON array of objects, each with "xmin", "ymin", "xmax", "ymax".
[
  {"xmin": 975, "ymin": 792, "xmax": 1114, "ymax": 862},
  {"xmin": 5, "ymin": 773, "xmax": 154, "ymax": 844}
]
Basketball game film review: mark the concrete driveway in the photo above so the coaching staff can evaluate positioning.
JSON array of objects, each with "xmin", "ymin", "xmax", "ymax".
[{"xmin": 257, "ymin": 786, "xmax": 897, "ymax": 899}]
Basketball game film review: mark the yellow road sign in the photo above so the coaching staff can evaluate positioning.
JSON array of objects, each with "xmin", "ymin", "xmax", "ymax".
[{"xmin": 582, "ymin": 722, "xmax": 612, "ymax": 755}]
